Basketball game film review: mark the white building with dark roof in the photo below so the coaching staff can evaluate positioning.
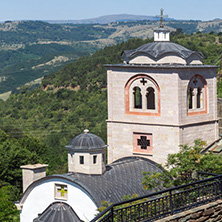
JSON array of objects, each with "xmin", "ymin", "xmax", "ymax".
[{"xmin": 17, "ymin": 131, "xmax": 162, "ymax": 222}]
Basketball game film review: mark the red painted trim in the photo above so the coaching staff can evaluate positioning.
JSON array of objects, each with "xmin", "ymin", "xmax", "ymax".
[
  {"xmin": 125, "ymin": 74, "xmax": 161, "ymax": 116},
  {"xmin": 133, "ymin": 133, "xmax": 153, "ymax": 154},
  {"xmin": 187, "ymin": 74, "xmax": 208, "ymax": 116}
]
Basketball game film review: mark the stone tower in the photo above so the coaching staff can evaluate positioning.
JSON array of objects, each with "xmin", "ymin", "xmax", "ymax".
[
  {"xmin": 65, "ymin": 129, "xmax": 107, "ymax": 175},
  {"xmin": 105, "ymin": 22, "xmax": 218, "ymax": 165}
]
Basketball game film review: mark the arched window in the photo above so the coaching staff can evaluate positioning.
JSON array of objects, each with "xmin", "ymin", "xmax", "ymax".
[
  {"xmin": 188, "ymin": 87, "xmax": 194, "ymax": 109},
  {"xmin": 197, "ymin": 87, "xmax": 202, "ymax": 108},
  {"xmin": 187, "ymin": 75, "xmax": 207, "ymax": 115},
  {"xmin": 125, "ymin": 75, "xmax": 160, "ymax": 116},
  {"xmin": 146, "ymin": 87, "xmax": 155, "ymax": 109},
  {"xmin": 133, "ymin": 87, "xmax": 142, "ymax": 109}
]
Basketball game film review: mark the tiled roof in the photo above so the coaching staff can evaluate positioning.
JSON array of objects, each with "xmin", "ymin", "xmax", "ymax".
[
  {"xmin": 59, "ymin": 156, "xmax": 163, "ymax": 206},
  {"xmin": 202, "ymin": 138, "xmax": 222, "ymax": 155},
  {"xmin": 122, "ymin": 41, "xmax": 203, "ymax": 60},
  {"xmin": 33, "ymin": 202, "xmax": 83, "ymax": 222},
  {"xmin": 65, "ymin": 131, "xmax": 106, "ymax": 151}
]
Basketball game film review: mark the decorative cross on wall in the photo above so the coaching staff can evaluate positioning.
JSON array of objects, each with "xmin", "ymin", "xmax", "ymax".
[
  {"xmin": 156, "ymin": 8, "xmax": 168, "ymax": 28},
  {"xmin": 140, "ymin": 78, "xmax": 147, "ymax": 85},
  {"xmin": 193, "ymin": 78, "xmax": 198, "ymax": 85},
  {"xmin": 137, "ymin": 136, "xmax": 150, "ymax": 149},
  {"xmin": 58, "ymin": 185, "xmax": 67, "ymax": 197}
]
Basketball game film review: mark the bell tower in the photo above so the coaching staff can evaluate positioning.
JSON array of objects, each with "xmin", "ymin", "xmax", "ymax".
[{"xmin": 106, "ymin": 10, "xmax": 218, "ymax": 165}]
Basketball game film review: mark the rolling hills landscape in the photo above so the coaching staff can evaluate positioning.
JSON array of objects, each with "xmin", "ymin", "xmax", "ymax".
[
  {"xmin": 0, "ymin": 16, "xmax": 222, "ymax": 97},
  {"xmin": 1, "ymin": 13, "xmax": 222, "ymax": 220}
]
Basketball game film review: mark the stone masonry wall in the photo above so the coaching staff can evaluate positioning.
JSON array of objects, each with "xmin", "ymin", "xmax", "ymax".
[
  {"xmin": 156, "ymin": 200, "xmax": 222, "ymax": 222},
  {"xmin": 218, "ymin": 98, "xmax": 222, "ymax": 135}
]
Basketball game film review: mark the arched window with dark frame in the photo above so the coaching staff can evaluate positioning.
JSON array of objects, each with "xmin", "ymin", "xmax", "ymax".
[
  {"xmin": 146, "ymin": 87, "xmax": 155, "ymax": 109},
  {"xmin": 125, "ymin": 74, "xmax": 160, "ymax": 116},
  {"xmin": 187, "ymin": 75, "xmax": 207, "ymax": 115},
  {"xmin": 133, "ymin": 87, "xmax": 142, "ymax": 109},
  {"xmin": 197, "ymin": 87, "xmax": 202, "ymax": 108},
  {"xmin": 188, "ymin": 87, "xmax": 194, "ymax": 109}
]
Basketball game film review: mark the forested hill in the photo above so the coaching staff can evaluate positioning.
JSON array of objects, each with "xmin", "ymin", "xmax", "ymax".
[
  {"xmin": 42, "ymin": 31, "xmax": 222, "ymax": 90},
  {"xmin": 1, "ymin": 33, "xmax": 222, "ymax": 220},
  {"xmin": 0, "ymin": 19, "xmax": 222, "ymax": 94}
]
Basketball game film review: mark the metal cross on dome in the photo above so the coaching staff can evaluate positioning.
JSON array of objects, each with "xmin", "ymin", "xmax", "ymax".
[{"xmin": 156, "ymin": 8, "xmax": 168, "ymax": 28}]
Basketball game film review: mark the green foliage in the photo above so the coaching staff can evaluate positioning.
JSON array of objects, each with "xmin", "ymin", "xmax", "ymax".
[
  {"xmin": 0, "ymin": 129, "xmax": 47, "ymax": 195},
  {"xmin": 142, "ymin": 139, "xmax": 222, "ymax": 191},
  {"xmin": 0, "ymin": 186, "xmax": 19, "ymax": 222},
  {"xmin": 1, "ymin": 31, "xmax": 222, "ymax": 217}
]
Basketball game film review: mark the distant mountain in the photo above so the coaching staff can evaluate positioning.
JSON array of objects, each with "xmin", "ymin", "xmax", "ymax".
[{"xmin": 45, "ymin": 14, "xmax": 174, "ymax": 24}]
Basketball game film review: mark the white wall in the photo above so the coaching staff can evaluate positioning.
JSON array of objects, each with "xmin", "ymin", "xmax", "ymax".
[{"xmin": 20, "ymin": 178, "xmax": 97, "ymax": 222}]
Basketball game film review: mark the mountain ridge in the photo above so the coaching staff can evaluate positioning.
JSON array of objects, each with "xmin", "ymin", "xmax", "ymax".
[{"xmin": 44, "ymin": 14, "xmax": 174, "ymax": 24}]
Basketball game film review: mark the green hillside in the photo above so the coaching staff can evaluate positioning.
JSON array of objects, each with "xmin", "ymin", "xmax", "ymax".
[
  {"xmin": 0, "ymin": 33, "xmax": 222, "ymax": 217},
  {"xmin": 0, "ymin": 19, "xmax": 222, "ymax": 94}
]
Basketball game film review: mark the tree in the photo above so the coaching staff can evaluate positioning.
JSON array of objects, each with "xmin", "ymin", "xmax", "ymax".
[
  {"xmin": 171, "ymin": 28, "xmax": 184, "ymax": 37},
  {"xmin": 0, "ymin": 185, "xmax": 19, "ymax": 222},
  {"xmin": 142, "ymin": 139, "xmax": 222, "ymax": 191}
]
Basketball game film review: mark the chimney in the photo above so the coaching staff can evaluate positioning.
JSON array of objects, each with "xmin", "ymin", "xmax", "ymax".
[{"xmin": 20, "ymin": 164, "xmax": 48, "ymax": 192}]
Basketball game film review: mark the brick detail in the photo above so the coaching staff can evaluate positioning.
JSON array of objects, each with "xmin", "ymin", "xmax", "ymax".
[
  {"xmin": 125, "ymin": 74, "xmax": 161, "ymax": 116},
  {"xmin": 187, "ymin": 74, "xmax": 208, "ymax": 116}
]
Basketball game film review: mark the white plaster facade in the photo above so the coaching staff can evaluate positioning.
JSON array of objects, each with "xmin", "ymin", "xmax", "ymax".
[
  {"xmin": 106, "ymin": 64, "xmax": 218, "ymax": 165},
  {"xmin": 154, "ymin": 28, "xmax": 170, "ymax": 42},
  {"xmin": 19, "ymin": 178, "xmax": 97, "ymax": 222}
]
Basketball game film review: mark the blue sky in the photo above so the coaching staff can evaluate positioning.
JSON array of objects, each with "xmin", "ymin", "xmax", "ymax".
[{"xmin": 1, "ymin": 0, "xmax": 221, "ymax": 21}]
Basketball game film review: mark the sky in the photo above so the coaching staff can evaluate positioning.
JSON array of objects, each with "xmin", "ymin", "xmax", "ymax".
[{"xmin": 0, "ymin": 0, "xmax": 221, "ymax": 22}]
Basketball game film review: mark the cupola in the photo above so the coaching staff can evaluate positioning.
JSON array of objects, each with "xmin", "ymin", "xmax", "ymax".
[
  {"xmin": 122, "ymin": 9, "xmax": 203, "ymax": 65},
  {"xmin": 154, "ymin": 27, "xmax": 170, "ymax": 42},
  {"xmin": 154, "ymin": 8, "xmax": 170, "ymax": 42},
  {"xmin": 65, "ymin": 129, "xmax": 107, "ymax": 175}
]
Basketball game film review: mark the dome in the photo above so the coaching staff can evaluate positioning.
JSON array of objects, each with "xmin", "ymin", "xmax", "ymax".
[
  {"xmin": 122, "ymin": 41, "xmax": 203, "ymax": 61},
  {"xmin": 65, "ymin": 129, "xmax": 107, "ymax": 151}
]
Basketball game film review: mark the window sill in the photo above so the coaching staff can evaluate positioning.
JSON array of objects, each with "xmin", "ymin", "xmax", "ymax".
[
  {"xmin": 133, "ymin": 152, "xmax": 153, "ymax": 156},
  {"xmin": 188, "ymin": 109, "xmax": 207, "ymax": 116}
]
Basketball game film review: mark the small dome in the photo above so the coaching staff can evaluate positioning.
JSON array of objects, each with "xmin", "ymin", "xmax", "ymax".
[
  {"xmin": 122, "ymin": 41, "xmax": 203, "ymax": 61},
  {"xmin": 65, "ymin": 129, "xmax": 106, "ymax": 151}
]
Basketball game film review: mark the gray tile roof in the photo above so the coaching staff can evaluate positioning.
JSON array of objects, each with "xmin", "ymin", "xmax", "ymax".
[
  {"xmin": 59, "ymin": 156, "xmax": 163, "ymax": 206},
  {"xmin": 33, "ymin": 202, "xmax": 83, "ymax": 222},
  {"xmin": 65, "ymin": 131, "xmax": 107, "ymax": 151},
  {"xmin": 201, "ymin": 138, "xmax": 222, "ymax": 155},
  {"xmin": 122, "ymin": 41, "xmax": 203, "ymax": 61},
  {"xmin": 104, "ymin": 63, "xmax": 217, "ymax": 69}
]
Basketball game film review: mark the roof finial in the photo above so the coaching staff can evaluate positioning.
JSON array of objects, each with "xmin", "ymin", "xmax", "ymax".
[
  {"xmin": 156, "ymin": 8, "xmax": 168, "ymax": 28},
  {"xmin": 84, "ymin": 129, "xmax": 89, "ymax": 133}
]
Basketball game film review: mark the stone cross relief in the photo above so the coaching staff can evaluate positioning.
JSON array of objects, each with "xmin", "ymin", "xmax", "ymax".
[
  {"xmin": 137, "ymin": 136, "xmax": 150, "ymax": 149},
  {"xmin": 140, "ymin": 78, "xmax": 147, "ymax": 85}
]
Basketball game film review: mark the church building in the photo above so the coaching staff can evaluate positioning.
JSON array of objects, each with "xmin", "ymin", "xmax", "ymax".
[
  {"xmin": 16, "ymin": 10, "xmax": 219, "ymax": 222},
  {"xmin": 106, "ymin": 19, "xmax": 218, "ymax": 165}
]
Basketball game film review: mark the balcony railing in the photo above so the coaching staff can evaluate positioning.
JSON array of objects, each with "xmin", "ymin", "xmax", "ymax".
[{"xmin": 91, "ymin": 172, "xmax": 222, "ymax": 222}]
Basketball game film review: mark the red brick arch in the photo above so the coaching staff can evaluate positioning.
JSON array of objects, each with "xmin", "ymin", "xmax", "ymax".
[
  {"xmin": 125, "ymin": 74, "xmax": 161, "ymax": 116},
  {"xmin": 187, "ymin": 74, "xmax": 208, "ymax": 116}
]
